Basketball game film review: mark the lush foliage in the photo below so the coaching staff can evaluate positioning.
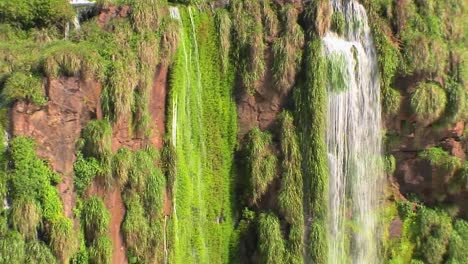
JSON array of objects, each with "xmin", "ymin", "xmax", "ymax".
[
  {"xmin": 257, "ymin": 213, "xmax": 286, "ymax": 264},
  {"xmin": 167, "ymin": 7, "xmax": 237, "ymax": 263},
  {"xmin": 294, "ymin": 40, "xmax": 328, "ymax": 263}
]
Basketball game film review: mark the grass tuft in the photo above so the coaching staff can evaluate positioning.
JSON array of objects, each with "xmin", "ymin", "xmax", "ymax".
[
  {"xmin": 2, "ymin": 72, "xmax": 46, "ymax": 105},
  {"xmin": 410, "ymin": 82, "xmax": 447, "ymax": 125}
]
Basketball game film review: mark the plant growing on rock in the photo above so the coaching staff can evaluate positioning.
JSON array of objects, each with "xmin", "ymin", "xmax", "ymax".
[
  {"xmin": 244, "ymin": 127, "xmax": 278, "ymax": 205},
  {"xmin": 410, "ymin": 82, "xmax": 447, "ymax": 125},
  {"xmin": 2, "ymin": 72, "xmax": 46, "ymax": 105}
]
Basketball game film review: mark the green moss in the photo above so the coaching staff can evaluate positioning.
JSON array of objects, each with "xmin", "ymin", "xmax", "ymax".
[
  {"xmin": 244, "ymin": 127, "xmax": 278, "ymax": 205},
  {"xmin": 294, "ymin": 39, "xmax": 328, "ymax": 264},
  {"xmin": 410, "ymin": 82, "xmax": 447, "ymax": 125},
  {"xmin": 167, "ymin": 7, "xmax": 237, "ymax": 263},
  {"xmin": 258, "ymin": 213, "xmax": 286, "ymax": 264},
  {"xmin": 331, "ymin": 11, "xmax": 345, "ymax": 36},
  {"xmin": 2, "ymin": 72, "xmax": 46, "ymax": 105},
  {"xmin": 419, "ymin": 147, "xmax": 461, "ymax": 173}
]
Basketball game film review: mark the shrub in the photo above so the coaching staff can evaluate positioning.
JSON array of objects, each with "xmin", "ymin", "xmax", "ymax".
[
  {"xmin": 128, "ymin": 149, "xmax": 156, "ymax": 193},
  {"xmin": 447, "ymin": 220, "xmax": 468, "ymax": 263},
  {"xmin": 258, "ymin": 213, "xmax": 286, "ymax": 264},
  {"xmin": 331, "ymin": 11, "xmax": 345, "ymax": 36},
  {"xmin": 82, "ymin": 120, "xmax": 112, "ymax": 161},
  {"xmin": 410, "ymin": 82, "xmax": 447, "ymax": 125},
  {"xmin": 0, "ymin": 231, "xmax": 26, "ymax": 263},
  {"xmin": 122, "ymin": 193, "xmax": 149, "ymax": 260},
  {"xmin": 143, "ymin": 167, "xmax": 165, "ymax": 220},
  {"xmin": 2, "ymin": 72, "xmax": 46, "ymax": 105},
  {"xmin": 82, "ymin": 197, "xmax": 110, "ymax": 242},
  {"xmin": 419, "ymin": 147, "xmax": 461, "ymax": 173},
  {"xmin": 74, "ymin": 153, "xmax": 102, "ymax": 196},
  {"xmin": 130, "ymin": 0, "xmax": 165, "ymax": 33},
  {"xmin": 412, "ymin": 207, "xmax": 453, "ymax": 264},
  {"xmin": 11, "ymin": 197, "xmax": 42, "ymax": 240},
  {"xmin": 26, "ymin": 240, "xmax": 57, "ymax": 264},
  {"xmin": 112, "ymin": 148, "xmax": 133, "ymax": 189},
  {"xmin": 244, "ymin": 127, "xmax": 278, "ymax": 205},
  {"xmin": 43, "ymin": 42, "xmax": 102, "ymax": 80},
  {"xmin": 0, "ymin": 0, "xmax": 74, "ymax": 29},
  {"xmin": 88, "ymin": 236, "xmax": 113, "ymax": 264},
  {"xmin": 49, "ymin": 217, "xmax": 77, "ymax": 263}
]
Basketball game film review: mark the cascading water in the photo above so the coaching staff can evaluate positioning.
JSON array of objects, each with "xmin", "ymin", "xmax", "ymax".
[{"xmin": 323, "ymin": 1, "xmax": 384, "ymax": 263}]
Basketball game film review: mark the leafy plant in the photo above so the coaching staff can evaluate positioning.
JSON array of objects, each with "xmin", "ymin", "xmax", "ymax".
[{"xmin": 419, "ymin": 147, "xmax": 461, "ymax": 173}]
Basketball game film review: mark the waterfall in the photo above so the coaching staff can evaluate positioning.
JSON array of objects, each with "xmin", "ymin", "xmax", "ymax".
[{"xmin": 323, "ymin": 1, "xmax": 384, "ymax": 263}]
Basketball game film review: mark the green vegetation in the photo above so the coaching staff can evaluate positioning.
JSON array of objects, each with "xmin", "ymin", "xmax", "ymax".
[
  {"xmin": 0, "ymin": 0, "xmax": 74, "ymax": 29},
  {"xmin": 74, "ymin": 153, "xmax": 102, "ymax": 195},
  {"xmin": 258, "ymin": 213, "xmax": 286, "ymax": 264},
  {"xmin": 49, "ymin": 217, "xmax": 76, "ymax": 263},
  {"xmin": 122, "ymin": 193, "xmax": 149, "ymax": 262},
  {"xmin": 294, "ymin": 40, "xmax": 328, "ymax": 263},
  {"xmin": 215, "ymin": 10, "xmax": 231, "ymax": 74},
  {"xmin": 88, "ymin": 236, "xmax": 112, "ymax": 264},
  {"xmin": 82, "ymin": 197, "xmax": 110, "ymax": 242},
  {"xmin": 43, "ymin": 42, "xmax": 103, "ymax": 80},
  {"xmin": 2, "ymin": 72, "xmax": 46, "ymax": 105},
  {"xmin": 167, "ymin": 7, "xmax": 237, "ymax": 264},
  {"xmin": 410, "ymin": 82, "xmax": 447, "ymax": 125},
  {"xmin": 26, "ymin": 240, "xmax": 57, "ymax": 264},
  {"xmin": 272, "ymin": 5, "xmax": 304, "ymax": 92},
  {"xmin": 326, "ymin": 52, "xmax": 349, "ymax": 92},
  {"xmin": 278, "ymin": 112, "xmax": 304, "ymax": 264},
  {"xmin": 231, "ymin": 0, "xmax": 267, "ymax": 93},
  {"xmin": 304, "ymin": 0, "xmax": 332, "ymax": 37},
  {"xmin": 331, "ymin": 11, "xmax": 345, "ymax": 36},
  {"xmin": 10, "ymin": 197, "xmax": 41, "ymax": 240},
  {"xmin": 81, "ymin": 120, "xmax": 113, "ymax": 188},
  {"xmin": 112, "ymin": 147, "xmax": 132, "ymax": 189},
  {"xmin": 386, "ymin": 203, "xmax": 468, "ymax": 264},
  {"xmin": 384, "ymin": 154, "xmax": 397, "ymax": 175},
  {"xmin": 244, "ymin": 127, "xmax": 277, "ymax": 205},
  {"xmin": 419, "ymin": 147, "xmax": 461, "ymax": 173}
]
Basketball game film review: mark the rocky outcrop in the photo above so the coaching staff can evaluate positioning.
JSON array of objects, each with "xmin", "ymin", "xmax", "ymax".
[{"xmin": 11, "ymin": 77, "xmax": 102, "ymax": 219}]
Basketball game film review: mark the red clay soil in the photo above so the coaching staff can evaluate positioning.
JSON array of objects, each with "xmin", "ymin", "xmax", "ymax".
[{"xmin": 11, "ymin": 77, "xmax": 101, "ymax": 219}]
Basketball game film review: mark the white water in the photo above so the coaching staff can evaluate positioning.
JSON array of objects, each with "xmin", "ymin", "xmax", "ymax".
[{"xmin": 323, "ymin": 1, "xmax": 384, "ymax": 263}]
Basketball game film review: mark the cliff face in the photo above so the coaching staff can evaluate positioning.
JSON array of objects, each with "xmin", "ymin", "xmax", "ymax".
[{"xmin": 1, "ymin": 1, "xmax": 466, "ymax": 264}]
